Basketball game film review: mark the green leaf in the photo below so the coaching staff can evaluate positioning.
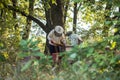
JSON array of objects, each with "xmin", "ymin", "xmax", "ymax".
[
  {"xmin": 0, "ymin": 43, "xmax": 4, "ymax": 47},
  {"xmin": 31, "ymin": 52, "xmax": 45, "ymax": 57},
  {"xmin": 17, "ymin": 53, "xmax": 29, "ymax": 58},
  {"xmin": 21, "ymin": 60, "xmax": 32, "ymax": 72},
  {"xmin": 110, "ymin": 57, "xmax": 116, "ymax": 64},
  {"xmin": 72, "ymin": 0, "xmax": 83, "ymax": 3},
  {"xmin": 99, "ymin": 61, "xmax": 104, "ymax": 66},
  {"xmin": 105, "ymin": 21, "xmax": 112, "ymax": 25},
  {"xmin": 29, "ymin": 41, "xmax": 39, "ymax": 48},
  {"xmin": 20, "ymin": 40, "xmax": 27, "ymax": 46},
  {"xmin": 0, "ymin": 3, "xmax": 4, "ymax": 9},
  {"xmin": 114, "ymin": 1, "xmax": 120, "ymax": 7},
  {"xmin": 113, "ymin": 12, "xmax": 120, "ymax": 17},
  {"xmin": 87, "ymin": 48, "xmax": 94, "ymax": 57},
  {"xmin": 69, "ymin": 53, "xmax": 77, "ymax": 59},
  {"xmin": 88, "ymin": 48, "xmax": 94, "ymax": 53},
  {"xmin": 52, "ymin": 0, "xmax": 57, "ymax": 5},
  {"xmin": 105, "ymin": 77, "xmax": 111, "ymax": 80},
  {"xmin": 33, "ymin": 60, "xmax": 39, "ymax": 66},
  {"xmin": 0, "ymin": 54, "xmax": 6, "ymax": 62},
  {"xmin": 32, "ymin": 47, "xmax": 40, "ymax": 52}
]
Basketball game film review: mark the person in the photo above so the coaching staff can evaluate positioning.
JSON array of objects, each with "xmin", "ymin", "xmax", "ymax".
[
  {"xmin": 47, "ymin": 25, "xmax": 66, "ymax": 63},
  {"xmin": 66, "ymin": 31, "xmax": 83, "ymax": 64},
  {"xmin": 66, "ymin": 31, "xmax": 83, "ymax": 46}
]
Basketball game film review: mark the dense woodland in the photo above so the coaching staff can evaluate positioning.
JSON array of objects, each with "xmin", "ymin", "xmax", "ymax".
[{"xmin": 0, "ymin": 0, "xmax": 120, "ymax": 80}]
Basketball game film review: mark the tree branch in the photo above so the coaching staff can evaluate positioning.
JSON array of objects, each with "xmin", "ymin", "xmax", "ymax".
[{"xmin": 2, "ymin": 2, "xmax": 47, "ymax": 33}]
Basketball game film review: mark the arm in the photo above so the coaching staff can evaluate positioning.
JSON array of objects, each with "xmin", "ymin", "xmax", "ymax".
[
  {"xmin": 78, "ymin": 36, "xmax": 83, "ymax": 44},
  {"xmin": 60, "ymin": 34, "xmax": 66, "ymax": 46},
  {"xmin": 47, "ymin": 30, "xmax": 56, "ymax": 45},
  {"xmin": 47, "ymin": 30, "xmax": 54, "ymax": 41}
]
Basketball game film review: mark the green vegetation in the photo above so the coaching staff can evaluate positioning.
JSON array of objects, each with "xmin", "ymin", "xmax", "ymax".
[
  {"xmin": 1, "ymin": 35, "xmax": 120, "ymax": 80},
  {"xmin": 0, "ymin": 0, "xmax": 120, "ymax": 80}
]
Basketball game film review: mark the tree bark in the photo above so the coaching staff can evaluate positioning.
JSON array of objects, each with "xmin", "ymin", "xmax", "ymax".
[
  {"xmin": 43, "ymin": 0, "xmax": 65, "ymax": 54},
  {"xmin": 51, "ymin": 0, "xmax": 64, "ymax": 28},
  {"xmin": 64, "ymin": 0, "xmax": 70, "ymax": 24},
  {"xmin": 73, "ymin": 2, "xmax": 77, "ymax": 33}
]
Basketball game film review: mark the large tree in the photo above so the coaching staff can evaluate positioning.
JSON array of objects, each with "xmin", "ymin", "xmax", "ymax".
[
  {"xmin": 1, "ymin": 0, "xmax": 68, "ymax": 54},
  {"xmin": 1, "ymin": 0, "xmax": 65, "ymax": 34}
]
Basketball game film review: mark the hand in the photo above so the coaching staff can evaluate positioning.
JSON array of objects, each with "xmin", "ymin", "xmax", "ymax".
[
  {"xmin": 51, "ymin": 40, "xmax": 55, "ymax": 44},
  {"xmin": 51, "ymin": 40, "xmax": 64, "ymax": 46},
  {"xmin": 51, "ymin": 40, "xmax": 58, "ymax": 45}
]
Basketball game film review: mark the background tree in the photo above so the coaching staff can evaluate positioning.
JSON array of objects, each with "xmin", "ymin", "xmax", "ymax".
[{"xmin": 73, "ymin": 2, "xmax": 78, "ymax": 33}]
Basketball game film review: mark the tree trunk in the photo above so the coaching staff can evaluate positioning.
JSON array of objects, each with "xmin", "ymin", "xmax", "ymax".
[
  {"xmin": 73, "ymin": 2, "xmax": 81, "ymax": 33},
  {"xmin": 51, "ymin": 0, "xmax": 64, "ymax": 28},
  {"xmin": 64, "ymin": 0, "xmax": 70, "ymax": 24},
  {"xmin": 44, "ymin": 0, "xmax": 65, "ymax": 54},
  {"xmin": 73, "ymin": 2, "xmax": 77, "ymax": 33}
]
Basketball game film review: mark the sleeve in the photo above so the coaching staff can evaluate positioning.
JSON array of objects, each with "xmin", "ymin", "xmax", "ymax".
[
  {"xmin": 77, "ymin": 35, "xmax": 82, "ymax": 41},
  {"xmin": 47, "ymin": 30, "xmax": 54, "ymax": 41},
  {"xmin": 61, "ymin": 34, "xmax": 66, "ymax": 44}
]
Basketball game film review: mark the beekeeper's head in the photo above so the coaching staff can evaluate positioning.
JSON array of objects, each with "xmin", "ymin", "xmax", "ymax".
[{"xmin": 54, "ymin": 25, "xmax": 64, "ymax": 37}]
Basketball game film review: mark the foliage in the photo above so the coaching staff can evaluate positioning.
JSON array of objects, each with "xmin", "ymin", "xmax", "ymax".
[
  {"xmin": 63, "ymin": 35, "xmax": 120, "ymax": 80},
  {"xmin": 18, "ymin": 38, "xmax": 52, "ymax": 72},
  {"xmin": 1, "ymin": 35, "xmax": 120, "ymax": 80},
  {"xmin": 0, "ymin": 19, "xmax": 20, "ymax": 63},
  {"xmin": 0, "ymin": 0, "xmax": 120, "ymax": 80}
]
